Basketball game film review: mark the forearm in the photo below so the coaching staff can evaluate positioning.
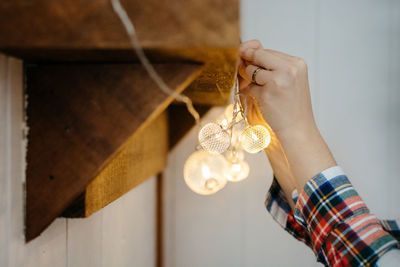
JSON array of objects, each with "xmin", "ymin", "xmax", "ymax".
[
  {"xmin": 277, "ymin": 124, "xmax": 336, "ymax": 191},
  {"xmin": 264, "ymin": 136, "xmax": 296, "ymax": 209}
]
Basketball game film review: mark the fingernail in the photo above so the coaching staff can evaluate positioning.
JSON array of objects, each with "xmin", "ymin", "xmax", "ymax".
[{"xmin": 242, "ymin": 48, "xmax": 254, "ymax": 58}]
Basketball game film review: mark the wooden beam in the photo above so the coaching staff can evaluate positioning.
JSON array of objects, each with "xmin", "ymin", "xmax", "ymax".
[
  {"xmin": 0, "ymin": 0, "xmax": 239, "ymax": 106},
  {"xmin": 25, "ymin": 63, "xmax": 202, "ymax": 241},
  {"xmin": 61, "ymin": 103, "xmax": 211, "ymax": 219},
  {"xmin": 0, "ymin": 0, "xmax": 238, "ymax": 51},
  {"xmin": 168, "ymin": 104, "xmax": 211, "ymax": 149},
  {"xmin": 85, "ymin": 112, "xmax": 168, "ymax": 217},
  {"xmin": 63, "ymin": 112, "xmax": 169, "ymax": 218}
]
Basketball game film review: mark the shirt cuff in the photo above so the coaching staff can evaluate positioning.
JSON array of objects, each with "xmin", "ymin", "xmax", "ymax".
[
  {"xmin": 265, "ymin": 177, "xmax": 312, "ymax": 247},
  {"xmin": 294, "ymin": 166, "xmax": 399, "ymax": 266}
]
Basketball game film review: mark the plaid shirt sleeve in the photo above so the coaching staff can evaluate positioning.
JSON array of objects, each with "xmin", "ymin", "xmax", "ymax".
[{"xmin": 265, "ymin": 166, "xmax": 400, "ymax": 266}]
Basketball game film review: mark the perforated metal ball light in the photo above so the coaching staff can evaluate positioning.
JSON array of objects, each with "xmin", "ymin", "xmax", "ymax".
[
  {"xmin": 239, "ymin": 125, "xmax": 271, "ymax": 153},
  {"xmin": 198, "ymin": 122, "xmax": 231, "ymax": 154}
]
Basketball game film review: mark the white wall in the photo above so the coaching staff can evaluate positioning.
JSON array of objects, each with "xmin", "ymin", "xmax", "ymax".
[
  {"xmin": 0, "ymin": 55, "xmax": 156, "ymax": 267},
  {"xmin": 163, "ymin": 1, "xmax": 400, "ymax": 266}
]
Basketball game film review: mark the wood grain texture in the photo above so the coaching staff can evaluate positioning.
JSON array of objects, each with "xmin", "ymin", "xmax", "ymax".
[
  {"xmin": 62, "ymin": 103, "xmax": 210, "ymax": 219},
  {"xmin": 25, "ymin": 63, "xmax": 202, "ymax": 241},
  {"xmin": 0, "ymin": 0, "xmax": 239, "ymax": 105},
  {"xmin": 168, "ymin": 104, "xmax": 211, "ymax": 149},
  {"xmin": 85, "ymin": 112, "xmax": 168, "ymax": 217},
  {"xmin": 0, "ymin": 0, "xmax": 238, "ymax": 49}
]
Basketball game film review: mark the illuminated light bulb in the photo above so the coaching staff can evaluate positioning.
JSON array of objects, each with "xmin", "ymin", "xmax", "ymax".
[
  {"xmin": 198, "ymin": 122, "xmax": 231, "ymax": 154},
  {"xmin": 225, "ymin": 148, "xmax": 244, "ymax": 163},
  {"xmin": 183, "ymin": 150, "xmax": 229, "ymax": 195},
  {"xmin": 240, "ymin": 125, "xmax": 271, "ymax": 153},
  {"xmin": 227, "ymin": 160, "xmax": 250, "ymax": 182}
]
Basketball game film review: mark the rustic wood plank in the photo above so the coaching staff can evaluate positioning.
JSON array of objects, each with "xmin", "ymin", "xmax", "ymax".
[
  {"xmin": 168, "ymin": 104, "xmax": 211, "ymax": 149},
  {"xmin": 25, "ymin": 63, "xmax": 202, "ymax": 241},
  {"xmin": 0, "ymin": 0, "xmax": 239, "ymax": 106},
  {"xmin": 85, "ymin": 112, "xmax": 168, "ymax": 217},
  {"xmin": 0, "ymin": 0, "xmax": 238, "ymax": 51},
  {"xmin": 62, "ymin": 104, "xmax": 210, "ymax": 218}
]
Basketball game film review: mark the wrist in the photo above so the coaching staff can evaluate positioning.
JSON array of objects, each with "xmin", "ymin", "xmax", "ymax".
[
  {"xmin": 275, "ymin": 123, "xmax": 336, "ymax": 191},
  {"xmin": 276, "ymin": 122, "xmax": 320, "ymax": 148}
]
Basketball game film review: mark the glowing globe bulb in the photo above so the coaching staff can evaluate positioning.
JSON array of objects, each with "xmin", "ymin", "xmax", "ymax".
[
  {"xmin": 240, "ymin": 125, "xmax": 271, "ymax": 153},
  {"xmin": 198, "ymin": 122, "xmax": 231, "ymax": 154},
  {"xmin": 183, "ymin": 150, "xmax": 229, "ymax": 195},
  {"xmin": 225, "ymin": 148, "xmax": 244, "ymax": 163},
  {"xmin": 227, "ymin": 160, "xmax": 250, "ymax": 182}
]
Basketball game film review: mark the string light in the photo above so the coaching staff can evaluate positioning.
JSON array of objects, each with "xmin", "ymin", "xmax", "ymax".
[
  {"xmin": 240, "ymin": 125, "xmax": 271, "ymax": 154},
  {"xmin": 111, "ymin": 0, "xmax": 270, "ymax": 194},
  {"xmin": 225, "ymin": 147, "xmax": 244, "ymax": 163},
  {"xmin": 189, "ymin": 81, "xmax": 271, "ymax": 193},
  {"xmin": 227, "ymin": 160, "xmax": 250, "ymax": 182},
  {"xmin": 184, "ymin": 150, "xmax": 229, "ymax": 195},
  {"xmin": 198, "ymin": 122, "xmax": 231, "ymax": 154},
  {"xmin": 111, "ymin": 0, "xmax": 200, "ymax": 124}
]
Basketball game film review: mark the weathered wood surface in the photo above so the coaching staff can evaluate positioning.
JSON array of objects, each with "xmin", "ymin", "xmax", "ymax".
[
  {"xmin": 85, "ymin": 112, "xmax": 168, "ymax": 217},
  {"xmin": 25, "ymin": 63, "xmax": 202, "ymax": 241},
  {"xmin": 0, "ymin": 0, "xmax": 238, "ymax": 50},
  {"xmin": 168, "ymin": 104, "xmax": 211, "ymax": 149},
  {"xmin": 61, "ymin": 104, "xmax": 210, "ymax": 218},
  {"xmin": 0, "ymin": 0, "xmax": 240, "ymax": 105}
]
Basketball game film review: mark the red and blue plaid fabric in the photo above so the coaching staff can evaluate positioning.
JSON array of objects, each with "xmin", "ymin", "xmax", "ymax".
[{"xmin": 265, "ymin": 166, "xmax": 400, "ymax": 266}]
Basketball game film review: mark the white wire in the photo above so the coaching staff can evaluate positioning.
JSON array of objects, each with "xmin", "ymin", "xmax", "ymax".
[{"xmin": 110, "ymin": 0, "xmax": 200, "ymax": 124}]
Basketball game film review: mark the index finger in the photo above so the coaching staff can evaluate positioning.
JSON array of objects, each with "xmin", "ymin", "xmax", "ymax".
[
  {"xmin": 240, "ymin": 39, "xmax": 264, "ymax": 51},
  {"xmin": 241, "ymin": 49, "xmax": 284, "ymax": 70}
]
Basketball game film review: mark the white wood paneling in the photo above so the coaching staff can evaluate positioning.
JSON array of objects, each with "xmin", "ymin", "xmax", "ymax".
[
  {"xmin": 0, "ymin": 52, "xmax": 10, "ymax": 267},
  {"xmin": 67, "ymin": 177, "xmax": 156, "ymax": 267},
  {"xmin": 0, "ymin": 55, "xmax": 67, "ymax": 267},
  {"xmin": 67, "ymin": 212, "xmax": 103, "ymax": 267},
  {"xmin": 101, "ymin": 177, "xmax": 156, "ymax": 267},
  {"xmin": 164, "ymin": 108, "xmax": 244, "ymax": 267},
  {"xmin": 24, "ymin": 219, "xmax": 67, "ymax": 267}
]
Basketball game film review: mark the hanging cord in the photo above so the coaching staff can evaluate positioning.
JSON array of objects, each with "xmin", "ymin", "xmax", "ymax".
[
  {"xmin": 225, "ymin": 78, "xmax": 248, "ymax": 131},
  {"xmin": 110, "ymin": 0, "xmax": 200, "ymax": 124}
]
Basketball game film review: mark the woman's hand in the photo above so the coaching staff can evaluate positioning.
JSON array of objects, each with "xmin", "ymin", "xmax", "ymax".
[
  {"xmin": 238, "ymin": 40, "xmax": 336, "ymax": 190},
  {"xmin": 238, "ymin": 40, "xmax": 317, "ymax": 139}
]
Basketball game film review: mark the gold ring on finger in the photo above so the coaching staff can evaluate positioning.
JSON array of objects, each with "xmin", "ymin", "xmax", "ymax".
[{"xmin": 251, "ymin": 67, "xmax": 264, "ymax": 86}]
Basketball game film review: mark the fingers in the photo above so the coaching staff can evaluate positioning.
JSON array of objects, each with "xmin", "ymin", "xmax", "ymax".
[
  {"xmin": 239, "ymin": 62, "xmax": 274, "ymax": 86},
  {"xmin": 238, "ymin": 75, "xmax": 249, "ymax": 90},
  {"xmin": 245, "ymin": 65, "xmax": 273, "ymax": 86},
  {"xmin": 247, "ymin": 83, "xmax": 264, "ymax": 97},
  {"xmin": 240, "ymin": 48, "xmax": 283, "ymax": 70},
  {"xmin": 240, "ymin": 39, "xmax": 264, "ymax": 51},
  {"xmin": 264, "ymin": 49, "xmax": 294, "ymax": 60}
]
